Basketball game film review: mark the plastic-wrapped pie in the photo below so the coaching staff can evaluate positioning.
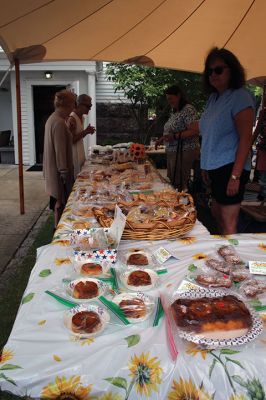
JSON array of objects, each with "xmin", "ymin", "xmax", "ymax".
[
  {"xmin": 72, "ymin": 310, "xmax": 101, "ymax": 333},
  {"xmin": 119, "ymin": 298, "xmax": 146, "ymax": 318},
  {"xmin": 81, "ymin": 262, "xmax": 103, "ymax": 276},
  {"xmin": 171, "ymin": 295, "xmax": 252, "ymax": 337},
  {"xmin": 72, "ymin": 280, "xmax": 99, "ymax": 299},
  {"xmin": 128, "ymin": 270, "xmax": 151, "ymax": 286},
  {"xmin": 121, "ymin": 268, "xmax": 159, "ymax": 291},
  {"xmin": 127, "ymin": 252, "xmax": 149, "ymax": 266}
]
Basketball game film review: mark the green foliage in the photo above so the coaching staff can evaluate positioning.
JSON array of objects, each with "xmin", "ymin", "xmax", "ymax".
[{"xmin": 106, "ymin": 63, "xmax": 207, "ymax": 143}]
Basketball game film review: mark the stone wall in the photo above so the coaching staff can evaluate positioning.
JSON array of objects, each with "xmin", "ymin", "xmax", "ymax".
[{"xmin": 96, "ymin": 102, "xmax": 147, "ymax": 145}]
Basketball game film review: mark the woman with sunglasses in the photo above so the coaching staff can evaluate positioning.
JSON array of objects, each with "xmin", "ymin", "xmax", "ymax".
[
  {"xmin": 67, "ymin": 94, "xmax": 96, "ymax": 178},
  {"xmin": 197, "ymin": 47, "xmax": 255, "ymax": 234}
]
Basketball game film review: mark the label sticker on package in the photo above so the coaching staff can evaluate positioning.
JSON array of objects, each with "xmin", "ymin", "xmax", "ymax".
[
  {"xmin": 153, "ymin": 247, "xmax": 172, "ymax": 264},
  {"xmin": 176, "ymin": 279, "xmax": 202, "ymax": 293},
  {"xmin": 249, "ymin": 261, "xmax": 266, "ymax": 275}
]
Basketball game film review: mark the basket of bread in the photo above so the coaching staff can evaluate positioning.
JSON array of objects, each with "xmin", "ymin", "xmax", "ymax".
[{"xmin": 93, "ymin": 192, "xmax": 196, "ymax": 240}]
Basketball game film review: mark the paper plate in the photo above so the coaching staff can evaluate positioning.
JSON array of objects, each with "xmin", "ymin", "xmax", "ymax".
[
  {"xmin": 171, "ymin": 287, "xmax": 263, "ymax": 348},
  {"xmin": 66, "ymin": 278, "xmax": 108, "ymax": 303},
  {"xmin": 120, "ymin": 268, "xmax": 159, "ymax": 292},
  {"xmin": 64, "ymin": 303, "xmax": 110, "ymax": 338},
  {"xmin": 112, "ymin": 292, "xmax": 155, "ymax": 323}
]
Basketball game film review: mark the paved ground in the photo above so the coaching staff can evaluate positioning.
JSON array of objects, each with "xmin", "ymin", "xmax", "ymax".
[{"xmin": 0, "ymin": 165, "xmax": 49, "ymax": 276}]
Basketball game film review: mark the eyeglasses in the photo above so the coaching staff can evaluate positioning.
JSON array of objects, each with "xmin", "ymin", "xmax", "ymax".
[{"xmin": 207, "ymin": 65, "xmax": 229, "ymax": 76}]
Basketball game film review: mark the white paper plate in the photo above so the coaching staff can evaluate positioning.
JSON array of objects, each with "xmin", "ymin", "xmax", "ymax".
[
  {"xmin": 64, "ymin": 303, "xmax": 110, "ymax": 338},
  {"xmin": 66, "ymin": 278, "xmax": 108, "ymax": 302},
  {"xmin": 120, "ymin": 268, "xmax": 159, "ymax": 292},
  {"xmin": 112, "ymin": 292, "xmax": 154, "ymax": 323},
  {"xmin": 171, "ymin": 287, "xmax": 263, "ymax": 348}
]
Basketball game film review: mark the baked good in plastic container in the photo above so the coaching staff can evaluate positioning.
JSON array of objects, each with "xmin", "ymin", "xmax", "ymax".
[
  {"xmin": 66, "ymin": 278, "xmax": 108, "ymax": 302},
  {"xmin": 64, "ymin": 304, "xmax": 110, "ymax": 338},
  {"xmin": 205, "ymin": 257, "xmax": 231, "ymax": 274},
  {"xmin": 217, "ymin": 245, "xmax": 245, "ymax": 266},
  {"xmin": 168, "ymin": 288, "xmax": 263, "ymax": 347},
  {"xmin": 112, "ymin": 292, "xmax": 155, "ymax": 323},
  {"xmin": 119, "ymin": 268, "xmax": 159, "ymax": 292}
]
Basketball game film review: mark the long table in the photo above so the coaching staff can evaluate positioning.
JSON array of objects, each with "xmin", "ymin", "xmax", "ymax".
[{"xmin": 1, "ymin": 164, "xmax": 266, "ymax": 399}]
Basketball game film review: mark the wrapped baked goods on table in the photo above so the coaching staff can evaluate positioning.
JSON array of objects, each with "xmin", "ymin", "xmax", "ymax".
[
  {"xmin": 2, "ymin": 152, "xmax": 266, "ymax": 400},
  {"xmin": 169, "ymin": 288, "xmax": 263, "ymax": 348},
  {"xmin": 93, "ymin": 192, "xmax": 196, "ymax": 240}
]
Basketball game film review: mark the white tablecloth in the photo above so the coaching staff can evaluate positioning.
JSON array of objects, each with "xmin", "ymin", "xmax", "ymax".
[{"xmin": 1, "ymin": 167, "xmax": 266, "ymax": 399}]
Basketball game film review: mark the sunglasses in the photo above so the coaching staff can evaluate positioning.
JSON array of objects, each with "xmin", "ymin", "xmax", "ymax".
[{"xmin": 208, "ymin": 65, "xmax": 229, "ymax": 76}]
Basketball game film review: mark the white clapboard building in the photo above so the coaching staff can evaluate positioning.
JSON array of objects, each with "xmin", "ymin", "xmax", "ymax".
[{"xmin": 0, "ymin": 50, "xmax": 126, "ymax": 165}]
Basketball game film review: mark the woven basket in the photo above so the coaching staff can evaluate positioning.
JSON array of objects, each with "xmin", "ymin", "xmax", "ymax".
[{"xmin": 93, "ymin": 192, "xmax": 196, "ymax": 240}]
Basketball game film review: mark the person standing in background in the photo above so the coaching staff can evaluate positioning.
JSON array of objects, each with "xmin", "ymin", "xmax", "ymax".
[
  {"xmin": 66, "ymin": 94, "xmax": 96, "ymax": 178},
  {"xmin": 155, "ymin": 85, "xmax": 199, "ymax": 190},
  {"xmin": 43, "ymin": 90, "xmax": 76, "ymax": 229}
]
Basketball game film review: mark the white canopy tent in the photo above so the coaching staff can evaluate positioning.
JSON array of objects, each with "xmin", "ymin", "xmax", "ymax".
[{"xmin": 0, "ymin": 0, "xmax": 265, "ymax": 213}]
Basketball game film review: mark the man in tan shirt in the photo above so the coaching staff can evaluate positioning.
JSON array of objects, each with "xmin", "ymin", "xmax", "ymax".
[{"xmin": 43, "ymin": 90, "xmax": 76, "ymax": 228}]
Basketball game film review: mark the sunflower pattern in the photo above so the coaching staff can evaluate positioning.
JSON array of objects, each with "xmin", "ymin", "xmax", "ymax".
[
  {"xmin": 167, "ymin": 378, "xmax": 212, "ymax": 400},
  {"xmin": 185, "ymin": 343, "xmax": 210, "ymax": 360},
  {"xmin": 54, "ymin": 257, "xmax": 71, "ymax": 266},
  {"xmin": 192, "ymin": 252, "xmax": 207, "ymax": 260},
  {"xmin": 128, "ymin": 352, "xmax": 162, "ymax": 397},
  {"xmin": 41, "ymin": 375, "xmax": 93, "ymax": 400},
  {"xmin": 70, "ymin": 336, "xmax": 95, "ymax": 346},
  {"xmin": 178, "ymin": 236, "xmax": 197, "ymax": 245},
  {"xmin": 258, "ymin": 243, "xmax": 266, "ymax": 251},
  {"xmin": 0, "ymin": 348, "xmax": 13, "ymax": 364}
]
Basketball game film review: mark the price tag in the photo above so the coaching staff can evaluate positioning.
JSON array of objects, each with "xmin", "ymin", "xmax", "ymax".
[{"xmin": 249, "ymin": 261, "xmax": 266, "ymax": 275}]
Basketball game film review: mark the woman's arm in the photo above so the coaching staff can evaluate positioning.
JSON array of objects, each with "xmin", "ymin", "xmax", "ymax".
[
  {"xmin": 180, "ymin": 121, "xmax": 200, "ymax": 139},
  {"xmin": 226, "ymin": 107, "xmax": 254, "ymax": 196}
]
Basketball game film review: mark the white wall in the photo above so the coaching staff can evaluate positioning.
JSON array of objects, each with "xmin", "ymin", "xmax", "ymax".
[{"xmin": 96, "ymin": 62, "xmax": 128, "ymax": 103}]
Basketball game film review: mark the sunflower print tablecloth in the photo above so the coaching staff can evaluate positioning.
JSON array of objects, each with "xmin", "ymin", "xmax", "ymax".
[{"xmin": 1, "ymin": 168, "xmax": 266, "ymax": 399}]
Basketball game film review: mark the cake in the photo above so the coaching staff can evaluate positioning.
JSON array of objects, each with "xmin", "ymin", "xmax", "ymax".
[
  {"xmin": 119, "ymin": 298, "xmax": 146, "ymax": 318},
  {"xmin": 72, "ymin": 310, "xmax": 101, "ymax": 334},
  {"xmin": 127, "ymin": 253, "xmax": 149, "ymax": 266},
  {"xmin": 171, "ymin": 295, "xmax": 252, "ymax": 336},
  {"xmin": 72, "ymin": 281, "xmax": 99, "ymax": 299},
  {"xmin": 81, "ymin": 263, "xmax": 103, "ymax": 276},
  {"xmin": 127, "ymin": 270, "xmax": 151, "ymax": 286}
]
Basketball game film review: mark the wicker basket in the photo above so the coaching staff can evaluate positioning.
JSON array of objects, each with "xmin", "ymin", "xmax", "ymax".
[{"xmin": 93, "ymin": 192, "xmax": 196, "ymax": 241}]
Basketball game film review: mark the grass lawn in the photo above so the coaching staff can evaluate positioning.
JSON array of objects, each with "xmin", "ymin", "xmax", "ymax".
[{"xmin": 0, "ymin": 214, "xmax": 54, "ymax": 400}]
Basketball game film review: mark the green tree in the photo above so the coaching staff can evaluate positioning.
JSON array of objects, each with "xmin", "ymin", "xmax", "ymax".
[{"xmin": 106, "ymin": 63, "xmax": 207, "ymax": 144}]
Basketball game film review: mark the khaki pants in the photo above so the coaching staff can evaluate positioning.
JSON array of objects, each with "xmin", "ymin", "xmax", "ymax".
[{"xmin": 167, "ymin": 148, "xmax": 200, "ymax": 190}]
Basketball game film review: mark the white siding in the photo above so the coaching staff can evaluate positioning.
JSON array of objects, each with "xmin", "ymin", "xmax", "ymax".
[
  {"xmin": 96, "ymin": 62, "xmax": 128, "ymax": 103},
  {"xmin": 11, "ymin": 70, "xmax": 91, "ymax": 165}
]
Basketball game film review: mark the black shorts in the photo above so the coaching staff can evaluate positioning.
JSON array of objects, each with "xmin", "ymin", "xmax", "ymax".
[{"xmin": 208, "ymin": 163, "xmax": 250, "ymax": 205}]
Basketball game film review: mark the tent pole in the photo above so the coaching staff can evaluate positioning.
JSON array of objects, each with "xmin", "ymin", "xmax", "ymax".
[{"xmin": 15, "ymin": 58, "xmax": 25, "ymax": 214}]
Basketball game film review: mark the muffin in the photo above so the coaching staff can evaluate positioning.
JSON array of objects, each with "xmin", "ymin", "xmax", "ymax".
[
  {"xmin": 81, "ymin": 262, "xmax": 103, "ymax": 276},
  {"xmin": 72, "ymin": 310, "xmax": 101, "ymax": 334},
  {"xmin": 72, "ymin": 280, "xmax": 99, "ymax": 299}
]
